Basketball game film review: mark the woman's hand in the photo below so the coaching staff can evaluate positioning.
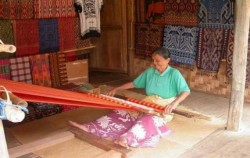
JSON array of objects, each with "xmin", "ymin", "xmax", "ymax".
[
  {"xmin": 105, "ymin": 88, "xmax": 118, "ymax": 96},
  {"xmin": 164, "ymin": 102, "xmax": 177, "ymax": 115}
]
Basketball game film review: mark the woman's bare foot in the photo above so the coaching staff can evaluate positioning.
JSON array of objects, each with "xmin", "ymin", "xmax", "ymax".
[
  {"xmin": 115, "ymin": 138, "xmax": 129, "ymax": 149},
  {"xmin": 68, "ymin": 120, "xmax": 88, "ymax": 132}
]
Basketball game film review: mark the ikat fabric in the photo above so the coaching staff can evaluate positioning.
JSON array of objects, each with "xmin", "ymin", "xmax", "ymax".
[
  {"xmin": 29, "ymin": 54, "xmax": 52, "ymax": 87},
  {"xmin": 74, "ymin": 0, "xmax": 103, "ymax": 39},
  {"xmin": 197, "ymin": 28, "xmax": 230, "ymax": 72},
  {"xmin": 198, "ymin": 0, "xmax": 234, "ymax": 29},
  {"xmin": 10, "ymin": 56, "xmax": 32, "ymax": 83},
  {"xmin": 138, "ymin": 0, "xmax": 199, "ymax": 26},
  {"xmin": 226, "ymin": 30, "xmax": 250, "ymax": 82},
  {"xmin": 0, "ymin": 0, "xmax": 34, "ymax": 19},
  {"xmin": 0, "ymin": 20, "xmax": 15, "ymax": 58},
  {"xmin": 34, "ymin": 0, "xmax": 76, "ymax": 19},
  {"xmin": 13, "ymin": 19, "xmax": 39, "ymax": 57},
  {"xmin": 39, "ymin": 19, "xmax": 59, "ymax": 53},
  {"xmin": 163, "ymin": 25, "xmax": 199, "ymax": 65},
  {"xmin": 135, "ymin": 23, "xmax": 164, "ymax": 58},
  {"xmin": 0, "ymin": 59, "xmax": 11, "ymax": 80}
]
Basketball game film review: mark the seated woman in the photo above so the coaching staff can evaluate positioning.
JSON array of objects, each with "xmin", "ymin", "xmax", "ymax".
[{"xmin": 69, "ymin": 47, "xmax": 190, "ymax": 148}]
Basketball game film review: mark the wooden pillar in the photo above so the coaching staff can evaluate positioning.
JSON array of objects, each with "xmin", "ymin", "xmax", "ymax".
[
  {"xmin": 227, "ymin": 0, "xmax": 250, "ymax": 131},
  {"xmin": 127, "ymin": 0, "xmax": 136, "ymax": 77},
  {"xmin": 0, "ymin": 120, "xmax": 9, "ymax": 158}
]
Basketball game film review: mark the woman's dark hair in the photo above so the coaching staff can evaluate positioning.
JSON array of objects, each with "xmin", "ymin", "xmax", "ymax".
[{"xmin": 153, "ymin": 47, "xmax": 171, "ymax": 59}]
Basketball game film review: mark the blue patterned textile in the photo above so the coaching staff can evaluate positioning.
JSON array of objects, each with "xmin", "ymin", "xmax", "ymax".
[
  {"xmin": 39, "ymin": 19, "xmax": 59, "ymax": 53},
  {"xmin": 198, "ymin": 0, "xmax": 234, "ymax": 29},
  {"xmin": 163, "ymin": 25, "xmax": 199, "ymax": 65}
]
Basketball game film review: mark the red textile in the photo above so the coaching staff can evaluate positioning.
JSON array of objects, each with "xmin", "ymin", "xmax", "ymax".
[
  {"xmin": 34, "ymin": 0, "xmax": 76, "ymax": 18},
  {"xmin": 13, "ymin": 19, "xmax": 39, "ymax": 57}
]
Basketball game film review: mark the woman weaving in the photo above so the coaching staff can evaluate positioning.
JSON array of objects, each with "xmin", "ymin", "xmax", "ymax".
[{"xmin": 69, "ymin": 47, "xmax": 190, "ymax": 148}]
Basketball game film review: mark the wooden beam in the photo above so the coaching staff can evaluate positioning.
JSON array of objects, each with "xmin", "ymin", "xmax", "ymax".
[
  {"xmin": 70, "ymin": 127, "xmax": 132, "ymax": 158},
  {"xmin": 9, "ymin": 131, "xmax": 74, "ymax": 158},
  {"xmin": 0, "ymin": 120, "xmax": 9, "ymax": 158},
  {"xmin": 227, "ymin": 0, "xmax": 250, "ymax": 131}
]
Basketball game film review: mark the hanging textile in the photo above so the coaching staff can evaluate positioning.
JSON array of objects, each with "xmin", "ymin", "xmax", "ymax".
[
  {"xmin": 0, "ymin": 20, "xmax": 15, "ymax": 59},
  {"xmin": 9, "ymin": 56, "xmax": 32, "ymax": 84},
  {"xmin": 29, "ymin": 54, "xmax": 52, "ymax": 87},
  {"xmin": 13, "ymin": 19, "xmax": 39, "ymax": 57},
  {"xmin": 135, "ymin": 23, "xmax": 164, "ymax": 58},
  {"xmin": 163, "ymin": 25, "xmax": 199, "ymax": 65},
  {"xmin": 197, "ymin": 28, "xmax": 230, "ymax": 72},
  {"xmin": 0, "ymin": 59, "xmax": 11, "ymax": 80},
  {"xmin": 34, "ymin": 0, "xmax": 76, "ymax": 19},
  {"xmin": 198, "ymin": 0, "xmax": 234, "ymax": 29},
  {"xmin": 145, "ymin": 0, "xmax": 165, "ymax": 24},
  {"xmin": 226, "ymin": 30, "xmax": 250, "ymax": 83},
  {"xmin": 49, "ymin": 53, "xmax": 68, "ymax": 88},
  {"xmin": 58, "ymin": 18, "xmax": 76, "ymax": 51},
  {"xmin": 39, "ymin": 19, "xmax": 60, "ymax": 53},
  {"xmin": 74, "ymin": 0, "xmax": 103, "ymax": 39},
  {"xmin": 0, "ymin": 0, "xmax": 34, "ymax": 19}
]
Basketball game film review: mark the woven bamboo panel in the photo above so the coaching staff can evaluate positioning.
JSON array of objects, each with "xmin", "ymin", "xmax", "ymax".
[{"xmin": 133, "ymin": 58, "xmax": 250, "ymax": 102}]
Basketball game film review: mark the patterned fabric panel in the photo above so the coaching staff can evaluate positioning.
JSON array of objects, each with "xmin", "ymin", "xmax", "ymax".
[
  {"xmin": 197, "ymin": 28, "xmax": 230, "ymax": 72},
  {"xmin": 39, "ymin": 19, "xmax": 59, "ymax": 53},
  {"xmin": 226, "ymin": 30, "xmax": 250, "ymax": 82},
  {"xmin": 135, "ymin": 23, "xmax": 164, "ymax": 58},
  {"xmin": 58, "ymin": 18, "xmax": 76, "ymax": 51},
  {"xmin": 143, "ymin": 0, "xmax": 199, "ymax": 26},
  {"xmin": 10, "ymin": 56, "xmax": 32, "ymax": 83},
  {"xmin": 0, "ymin": 59, "xmax": 11, "ymax": 80},
  {"xmin": 13, "ymin": 19, "xmax": 39, "ymax": 57},
  {"xmin": 29, "ymin": 54, "xmax": 52, "ymax": 87},
  {"xmin": 163, "ymin": 25, "xmax": 199, "ymax": 65},
  {"xmin": 74, "ymin": 18, "xmax": 94, "ymax": 49},
  {"xmin": 0, "ymin": 20, "xmax": 15, "ymax": 58},
  {"xmin": 49, "ymin": 53, "xmax": 68, "ymax": 88},
  {"xmin": 0, "ymin": 0, "xmax": 34, "ymax": 19},
  {"xmin": 198, "ymin": 0, "xmax": 234, "ymax": 29},
  {"xmin": 34, "ymin": 0, "xmax": 76, "ymax": 19}
]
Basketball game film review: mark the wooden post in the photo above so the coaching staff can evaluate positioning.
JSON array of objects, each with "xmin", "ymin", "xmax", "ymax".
[
  {"xmin": 0, "ymin": 120, "xmax": 9, "ymax": 158},
  {"xmin": 227, "ymin": 0, "xmax": 250, "ymax": 131}
]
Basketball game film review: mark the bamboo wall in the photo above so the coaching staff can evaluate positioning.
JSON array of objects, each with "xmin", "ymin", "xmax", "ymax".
[{"xmin": 133, "ymin": 57, "xmax": 250, "ymax": 103}]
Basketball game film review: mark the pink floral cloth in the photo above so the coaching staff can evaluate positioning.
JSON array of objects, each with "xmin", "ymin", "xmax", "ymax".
[{"xmin": 82, "ymin": 110, "xmax": 171, "ymax": 148}]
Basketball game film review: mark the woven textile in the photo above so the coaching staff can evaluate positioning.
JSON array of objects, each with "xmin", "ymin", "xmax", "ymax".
[
  {"xmin": 198, "ymin": 0, "xmax": 234, "ymax": 29},
  {"xmin": 39, "ymin": 19, "xmax": 59, "ymax": 53},
  {"xmin": 13, "ymin": 19, "xmax": 39, "ymax": 57},
  {"xmin": 29, "ymin": 54, "xmax": 52, "ymax": 87},
  {"xmin": 0, "ymin": 20, "xmax": 15, "ymax": 58},
  {"xmin": 58, "ymin": 18, "xmax": 76, "ymax": 51},
  {"xmin": 74, "ymin": 0, "xmax": 103, "ymax": 39},
  {"xmin": 226, "ymin": 30, "xmax": 250, "ymax": 82},
  {"xmin": 0, "ymin": 0, "xmax": 34, "ymax": 19},
  {"xmin": 145, "ymin": 0, "xmax": 165, "ymax": 24},
  {"xmin": 163, "ymin": 25, "xmax": 199, "ymax": 65},
  {"xmin": 0, "ymin": 59, "xmax": 11, "ymax": 80},
  {"xmin": 49, "ymin": 53, "xmax": 68, "ymax": 88},
  {"xmin": 10, "ymin": 56, "xmax": 32, "ymax": 83},
  {"xmin": 197, "ymin": 28, "xmax": 230, "ymax": 72},
  {"xmin": 34, "ymin": 0, "xmax": 76, "ymax": 18},
  {"xmin": 135, "ymin": 23, "xmax": 164, "ymax": 58},
  {"xmin": 74, "ymin": 18, "xmax": 93, "ymax": 48}
]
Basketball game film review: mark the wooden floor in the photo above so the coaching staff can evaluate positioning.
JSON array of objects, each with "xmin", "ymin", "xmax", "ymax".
[{"xmin": 4, "ymin": 71, "xmax": 250, "ymax": 158}]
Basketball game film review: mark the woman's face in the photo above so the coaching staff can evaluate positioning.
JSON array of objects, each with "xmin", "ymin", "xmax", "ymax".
[{"xmin": 152, "ymin": 53, "xmax": 170, "ymax": 73}]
